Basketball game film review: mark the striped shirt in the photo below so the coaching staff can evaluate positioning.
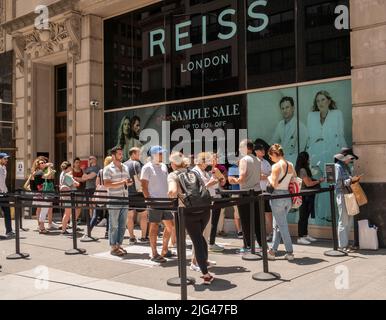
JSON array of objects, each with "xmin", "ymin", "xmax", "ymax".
[{"xmin": 103, "ymin": 162, "xmax": 129, "ymax": 199}]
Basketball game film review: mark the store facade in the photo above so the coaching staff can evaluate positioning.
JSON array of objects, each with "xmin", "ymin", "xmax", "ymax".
[
  {"xmin": 103, "ymin": 0, "xmax": 352, "ymax": 235},
  {"xmin": 1, "ymin": 0, "xmax": 385, "ymax": 245}
]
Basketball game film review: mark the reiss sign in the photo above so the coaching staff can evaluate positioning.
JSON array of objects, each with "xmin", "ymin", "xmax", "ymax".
[{"xmin": 149, "ymin": 0, "xmax": 270, "ymax": 57}]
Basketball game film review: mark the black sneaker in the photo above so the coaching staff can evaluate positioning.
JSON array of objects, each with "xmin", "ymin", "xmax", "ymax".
[
  {"xmin": 139, "ymin": 237, "xmax": 149, "ymax": 243},
  {"xmin": 129, "ymin": 237, "xmax": 137, "ymax": 245},
  {"xmin": 6, "ymin": 231, "xmax": 16, "ymax": 239}
]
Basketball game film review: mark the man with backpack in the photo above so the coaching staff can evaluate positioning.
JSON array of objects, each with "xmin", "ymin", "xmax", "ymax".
[
  {"xmin": 167, "ymin": 151, "xmax": 214, "ymax": 285},
  {"xmin": 140, "ymin": 146, "xmax": 175, "ymax": 263}
]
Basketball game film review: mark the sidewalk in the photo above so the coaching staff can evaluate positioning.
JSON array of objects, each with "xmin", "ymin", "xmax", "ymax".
[{"xmin": 1, "ymin": 218, "xmax": 385, "ymax": 300}]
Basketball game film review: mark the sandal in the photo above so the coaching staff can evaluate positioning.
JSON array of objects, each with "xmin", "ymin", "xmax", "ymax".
[
  {"xmin": 151, "ymin": 255, "xmax": 167, "ymax": 263},
  {"xmin": 39, "ymin": 229, "xmax": 49, "ymax": 234},
  {"xmin": 162, "ymin": 250, "xmax": 176, "ymax": 258},
  {"xmin": 110, "ymin": 248, "xmax": 125, "ymax": 257},
  {"xmin": 118, "ymin": 247, "xmax": 128, "ymax": 254},
  {"xmin": 201, "ymin": 274, "xmax": 214, "ymax": 285}
]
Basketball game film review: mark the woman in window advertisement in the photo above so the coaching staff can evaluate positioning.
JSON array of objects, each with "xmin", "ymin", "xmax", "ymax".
[
  {"xmin": 306, "ymin": 90, "xmax": 348, "ymax": 224},
  {"xmin": 116, "ymin": 115, "xmax": 143, "ymax": 161},
  {"xmin": 306, "ymin": 90, "xmax": 347, "ymax": 173}
]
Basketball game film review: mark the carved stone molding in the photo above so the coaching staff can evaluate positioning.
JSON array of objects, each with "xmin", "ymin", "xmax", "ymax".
[
  {"xmin": 0, "ymin": 0, "xmax": 5, "ymax": 53},
  {"xmin": 64, "ymin": 11, "xmax": 81, "ymax": 61},
  {"xmin": 11, "ymin": 11, "xmax": 82, "ymax": 73},
  {"xmin": 25, "ymin": 21, "xmax": 69, "ymax": 57},
  {"xmin": 12, "ymin": 32, "xmax": 25, "ymax": 73}
]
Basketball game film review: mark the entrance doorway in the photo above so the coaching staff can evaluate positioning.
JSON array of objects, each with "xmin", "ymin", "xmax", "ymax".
[{"xmin": 54, "ymin": 64, "xmax": 67, "ymax": 173}]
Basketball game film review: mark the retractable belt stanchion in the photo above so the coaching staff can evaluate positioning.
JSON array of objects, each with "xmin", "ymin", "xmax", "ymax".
[
  {"xmin": 167, "ymin": 206, "xmax": 195, "ymax": 290},
  {"xmin": 7, "ymin": 195, "xmax": 30, "ymax": 260},
  {"xmin": 65, "ymin": 192, "xmax": 86, "ymax": 255},
  {"xmin": 242, "ymin": 189, "xmax": 262, "ymax": 261},
  {"xmin": 18, "ymin": 193, "xmax": 29, "ymax": 232},
  {"xmin": 253, "ymin": 193, "xmax": 280, "ymax": 281},
  {"xmin": 80, "ymin": 192, "xmax": 98, "ymax": 242},
  {"xmin": 324, "ymin": 184, "xmax": 347, "ymax": 257}
]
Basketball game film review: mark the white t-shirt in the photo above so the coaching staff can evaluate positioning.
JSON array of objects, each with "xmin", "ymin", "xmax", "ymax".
[
  {"xmin": 140, "ymin": 162, "xmax": 169, "ymax": 198},
  {"xmin": 260, "ymin": 158, "xmax": 272, "ymax": 192}
]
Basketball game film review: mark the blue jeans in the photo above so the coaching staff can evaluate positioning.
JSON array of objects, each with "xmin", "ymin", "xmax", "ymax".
[
  {"xmin": 336, "ymin": 192, "xmax": 353, "ymax": 248},
  {"xmin": 1, "ymin": 205, "xmax": 13, "ymax": 234},
  {"xmin": 270, "ymin": 190, "xmax": 293, "ymax": 253},
  {"xmin": 108, "ymin": 206, "xmax": 128, "ymax": 246}
]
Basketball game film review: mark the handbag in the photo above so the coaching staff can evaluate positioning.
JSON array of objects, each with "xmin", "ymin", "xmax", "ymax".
[
  {"xmin": 43, "ymin": 180, "xmax": 55, "ymax": 192},
  {"xmin": 344, "ymin": 192, "xmax": 360, "ymax": 216},
  {"xmin": 93, "ymin": 171, "xmax": 107, "ymax": 206},
  {"xmin": 351, "ymin": 182, "xmax": 368, "ymax": 207},
  {"xmin": 289, "ymin": 176, "xmax": 303, "ymax": 209}
]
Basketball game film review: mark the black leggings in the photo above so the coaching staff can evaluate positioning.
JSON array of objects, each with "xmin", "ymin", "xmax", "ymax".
[
  {"xmin": 298, "ymin": 195, "xmax": 315, "ymax": 237},
  {"xmin": 209, "ymin": 208, "xmax": 221, "ymax": 245},
  {"xmin": 185, "ymin": 210, "xmax": 210, "ymax": 275},
  {"xmin": 237, "ymin": 196, "xmax": 262, "ymax": 248}
]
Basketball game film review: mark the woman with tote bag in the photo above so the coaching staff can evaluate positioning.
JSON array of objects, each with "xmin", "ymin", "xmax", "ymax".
[{"xmin": 334, "ymin": 153, "xmax": 361, "ymax": 253}]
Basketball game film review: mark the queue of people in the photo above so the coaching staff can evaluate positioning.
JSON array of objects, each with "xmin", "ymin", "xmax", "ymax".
[{"xmin": 0, "ymin": 140, "xmax": 362, "ymax": 285}]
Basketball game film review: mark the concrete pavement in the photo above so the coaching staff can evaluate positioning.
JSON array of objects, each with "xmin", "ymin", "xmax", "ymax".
[{"xmin": 1, "ymin": 217, "xmax": 385, "ymax": 300}]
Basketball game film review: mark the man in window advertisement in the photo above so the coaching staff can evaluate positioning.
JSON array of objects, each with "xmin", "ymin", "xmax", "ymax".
[{"xmin": 270, "ymin": 96, "xmax": 307, "ymax": 165}]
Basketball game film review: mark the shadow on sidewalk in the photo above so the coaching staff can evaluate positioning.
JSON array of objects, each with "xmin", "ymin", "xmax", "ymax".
[
  {"xmin": 193, "ymin": 278, "xmax": 237, "ymax": 292},
  {"xmin": 286, "ymin": 256, "xmax": 328, "ymax": 265},
  {"xmin": 208, "ymin": 266, "xmax": 250, "ymax": 275}
]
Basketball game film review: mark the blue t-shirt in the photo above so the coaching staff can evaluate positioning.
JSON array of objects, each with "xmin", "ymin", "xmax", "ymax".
[{"xmin": 228, "ymin": 165, "xmax": 240, "ymax": 190}]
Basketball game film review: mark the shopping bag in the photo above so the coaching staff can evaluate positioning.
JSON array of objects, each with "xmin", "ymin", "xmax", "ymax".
[
  {"xmin": 289, "ymin": 177, "xmax": 303, "ymax": 209},
  {"xmin": 358, "ymin": 219, "xmax": 378, "ymax": 250},
  {"xmin": 344, "ymin": 192, "xmax": 360, "ymax": 216},
  {"xmin": 351, "ymin": 182, "xmax": 368, "ymax": 206}
]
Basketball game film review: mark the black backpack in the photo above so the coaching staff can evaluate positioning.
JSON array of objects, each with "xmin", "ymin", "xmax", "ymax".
[{"xmin": 176, "ymin": 169, "xmax": 212, "ymax": 208}]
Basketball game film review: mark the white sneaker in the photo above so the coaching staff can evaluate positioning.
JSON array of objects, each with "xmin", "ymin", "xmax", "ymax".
[
  {"xmin": 285, "ymin": 253, "xmax": 295, "ymax": 261},
  {"xmin": 297, "ymin": 237, "xmax": 311, "ymax": 245},
  {"xmin": 267, "ymin": 250, "xmax": 276, "ymax": 260},
  {"xmin": 209, "ymin": 244, "xmax": 224, "ymax": 252},
  {"xmin": 305, "ymin": 235, "xmax": 317, "ymax": 242},
  {"xmin": 97, "ymin": 218, "xmax": 107, "ymax": 227},
  {"xmin": 189, "ymin": 263, "xmax": 201, "ymax": 272},
  {"xmin": 207, "ymin": 259, "xmax": 217, "ymax": 266}
]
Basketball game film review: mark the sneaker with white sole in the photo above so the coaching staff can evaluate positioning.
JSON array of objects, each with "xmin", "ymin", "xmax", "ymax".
[
  {"xmin": 190, "ymin": 263, "xmax": 201, "ymax": 272},
  {"xmin": 209, "ymin": 243, "xmax": 224, "ymax": 252},
  {"xmin": 297, "ymin": 237, "xmax": 311, "ymax": 245},
  {"xmin": 97, "ymin": 218, "xmax": 107, "ymax": 227},
  {"xmin": 305, "ymin": 235, "xmax": 317, "ymax": 242},
  {"xmin": 267, "ymin": 250, "xmax": 276, "ymax": 260},
  {"xmin": 285, "ymin": 253, "xmax": 295, "ymax": 261},
  {"xmin": 207, "ymin": 259, "xmax": 217, "ymax": 266}
]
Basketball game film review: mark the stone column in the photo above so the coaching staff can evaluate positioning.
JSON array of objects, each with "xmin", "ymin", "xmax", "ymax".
[
  {"xmin": 74, "ymin": 14, "xmax": 103, "ymax": 162},
  {"xmin": 350, "ymin": 0, "xmax": 386, "ymax": 247}
]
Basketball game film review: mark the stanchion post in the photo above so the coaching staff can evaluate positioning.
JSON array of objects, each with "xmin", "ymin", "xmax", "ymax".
[
  {"xmin": 252, "ymin": 194, "xmax": 280, "ymax": 281},
  {"xmin": 242, "ymin": 189, "xmax": 261, "ymax": 261},
  {"xmin": 65, "ymin": 192, "xmax": 86, "ymax": 255},
  {"xmin": 80, "ymin": 191, "xmax": 98, "ymax": 242},
  {"xmin": 167, "ymin": 205, "xmax": 195, "ymax": 289},
  {"xmin": 18, "ymin": 190, "xmax": 29, "ymax": 232},
  {"xmin": 7, "ymin": 195, "xmax": 30, "ymax": 260},
  {"xmin": 324, "ymin": 185, "xmax": 347, "ymax": 257}
]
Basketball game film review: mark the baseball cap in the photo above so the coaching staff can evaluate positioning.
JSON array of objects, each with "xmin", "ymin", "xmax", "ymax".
[
  {"xmin": 149, "ymin": 145, "xmax": 166, "ymax": 156},
  {"xmin": 340, "ymin": 147, "xmax": 359, "ymax": 160},
  {"xmin": 0, "ymin": 153, "xmax": 10, "ymax": 159},
  {"xmin": 334, "ymin": 153, "xmax": 355, "ymax": 162}
]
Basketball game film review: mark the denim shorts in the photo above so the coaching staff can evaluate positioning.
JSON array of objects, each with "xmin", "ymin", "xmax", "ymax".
[{"xmin": 148, "ymin": 209, "xmax": 174, "ymax": 223}]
